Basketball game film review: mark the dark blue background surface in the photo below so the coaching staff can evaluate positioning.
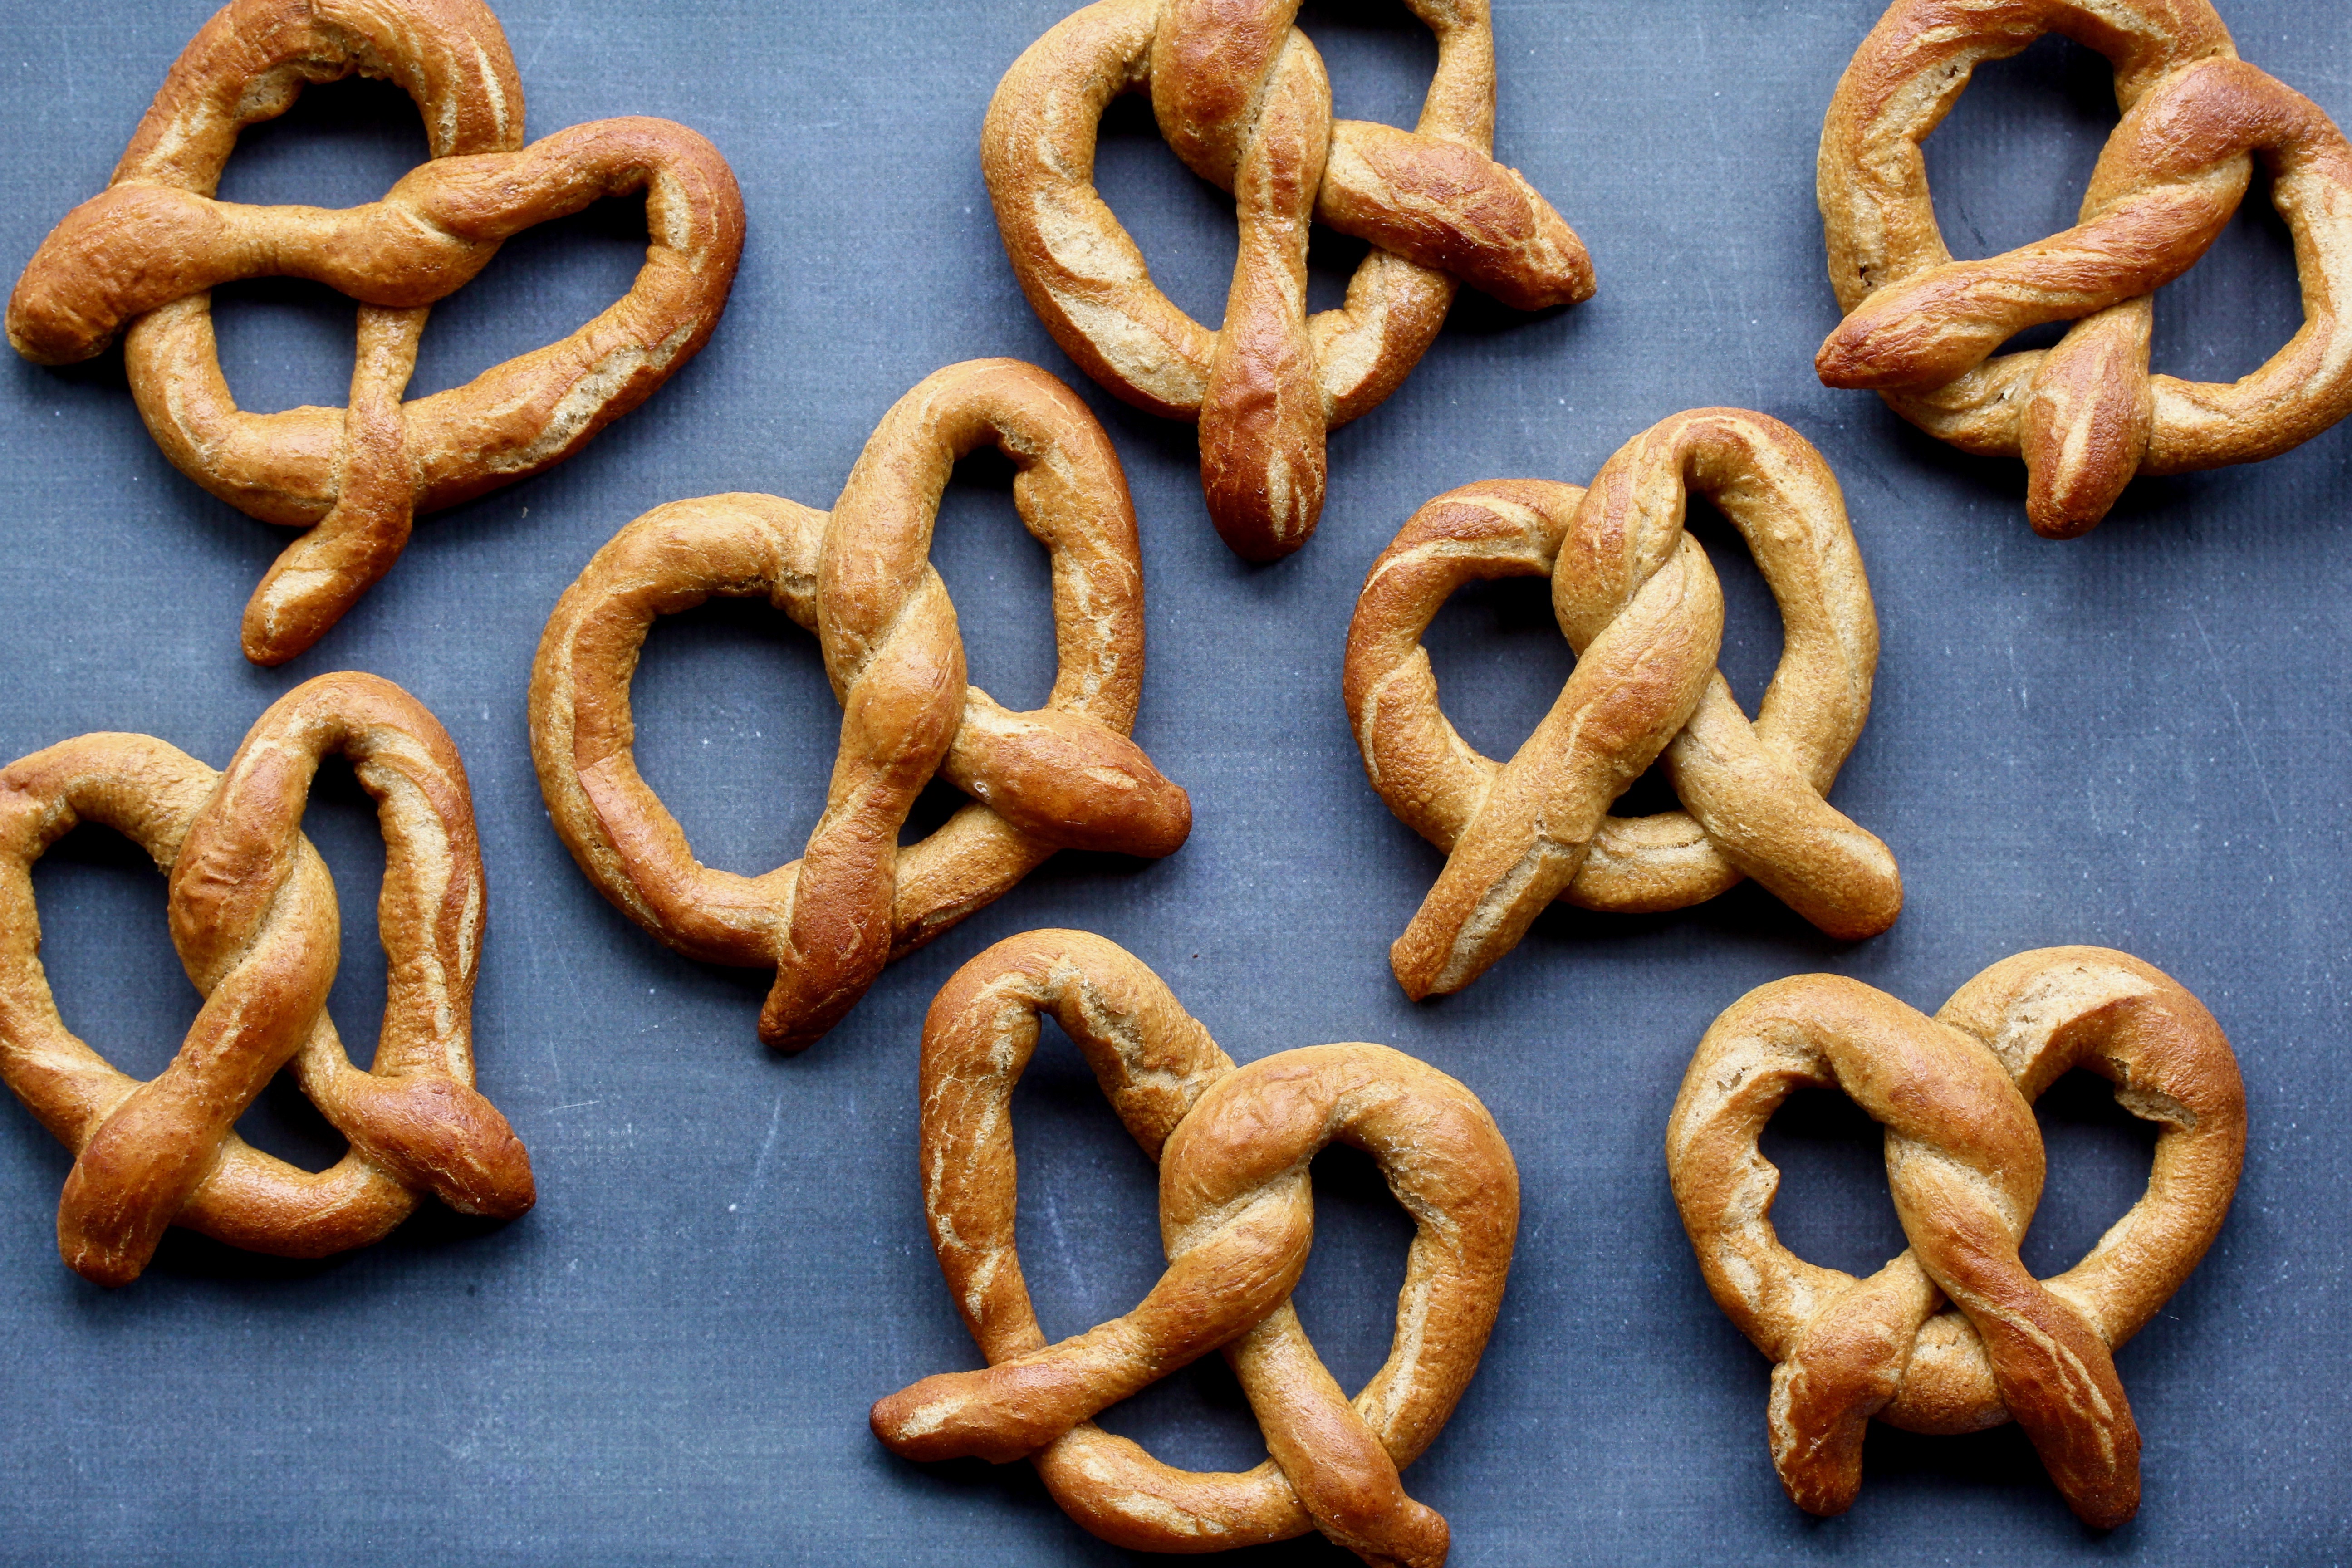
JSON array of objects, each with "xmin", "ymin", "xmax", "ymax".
[{"xmin": 0, "ymin": 1, "xmax": 2343, "ymax": 1562}]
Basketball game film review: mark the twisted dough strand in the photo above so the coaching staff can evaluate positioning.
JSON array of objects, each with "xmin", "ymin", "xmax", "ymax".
[
  {"xmin": 0, "ymin": 673, "xmax": 534, "ymax": 1286},
  {"xmin": 871, "ymin": 930, "xmax": 1518, "ymax": 1567},
  {"xmin": 6, "ymin": 0, "xmax": 745, "ymax": 661},
  {"xmin": 1346, "ymin": 409, "xmax": 1900, "ymax": 1000},
  {"xmin": 984, "ymin": 0, "xmax": 1591, "ymax": 560},
  {"xmin": 530, "ymin": 362, "xmax": 1191, "ymax": 1052},
  {"xmin": 1817, "ymin": 0, "xmax": 2352, "ymax": 534},
  {"xmin": 1667, "ymin": 947, "xmax": 2244, "ymax": 1525}
]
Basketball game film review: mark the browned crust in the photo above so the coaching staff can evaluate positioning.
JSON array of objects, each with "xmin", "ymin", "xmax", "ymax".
[
  {"xmin": 1344, "ymin": 409, "xmax": 1900, "ymax": 1000},
  {"xmin": 981, "ymin": 0, "xmax": 1592, "ymax": 561},
  {"xmin": 867, "ymin": 930, "xmax": 1517, "ymax": 1565},
  {"xmin": 1816, "ymin": 0, "xmax": 2352, "ymax": 535},
  {"xmin": 6, "ymin": 0, "xmax": 747, "ymax": 662},
  {"xmin": 1666, "ymin": 946, "xmax": 2245, "ymax": 1526},
  {"xmin": 0, "ymin": 672, "xmax": 535, "ymax": 1287},
  {"xmin": 528, "ymin": 361, "xmax": 1192, "ymax": 1054}
]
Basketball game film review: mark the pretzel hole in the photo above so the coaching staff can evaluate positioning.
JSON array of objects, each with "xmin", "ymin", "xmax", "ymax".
[
  {"xmin": 925, "ymin": 447, "xmax": 1058, "ymax": 715},
  {"xmin": 2148, "ymin": 162, "xmax": 2300, "ymax": 385},
  {"xmin": 1285, "ymin": 1142, "xmax": 1420, "ymax": 1394},
  {"xmin": 1299, "ymin": 0, "xmax": 1438, "ymax": 132},
  {"xmin": 1857, "ymin": 1416, "xmax": 2050, "ymax": 1503},
  {"xmin": 2015, "ymin": 1069, "xmax": 2158, "ymax": 1281},
  {"xmin": 1755, "ymin": 1086, "xmax": 1907, "ymax": 1277},
  {"xmin": 408, "ymin": 191, "xmax": 651, "ymax": 401},
  {"xmin": 212, "ymin": 76, "xmax": 426, "ymax": 210},
  {"xmin": 1093, "ymin": 95, "xmax": 1237, "ymax": 328},
  {"xmin": 1921, "ymin": 34, "xmax": 2114, "ymax": 268},
  {"xmin": 211, "ymin": 279, "xmax": 378, "ymax": 413},
  {"xmin": 1421, "ymin": 576, "xmax": 1572, "ymax": 761},
  {"xmin": 1307, "ymin": 223, "xmax": 1373, "ymax": 316},
  {"xmin": 24, "ymin": 822, "xmax": 187, "ymax": 1086},
  {"xmin": 630, "ymin": 596, "xmax": 833, "ymax": 876}
]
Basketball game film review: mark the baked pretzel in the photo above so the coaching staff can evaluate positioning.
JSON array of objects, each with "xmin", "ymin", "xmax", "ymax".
[
  {"xmin": 0, "ymin": 673, "xmax": 535, "ymax": 1286},
  {"xmin": 530, "ymin": 361, "xmax": 1191, "ymax": 1053},
  {"xmin": 870, "ymin": 930, "xmax": 1518, "ymax": 1567},
  {"xmin": 1667, "ymin": 947, "xmax": 2244, "ymax": 1526},
  {"xmin": 1345, "ymin": 408, "xmax": 1901, "ymax": 1000},
  {"xmin": 984, "ymin": 0, "xmax": 1593, "ymax": 562},
  {"xmin": 7, "ymin": 0, "xmax": 745, "ymax": 663},
  {"xmin": 1817, "ymin": 0, "xmax": 2352, "ymax": 536}
]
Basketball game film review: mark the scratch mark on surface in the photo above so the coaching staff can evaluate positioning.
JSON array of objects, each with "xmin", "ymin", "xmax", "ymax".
[
  {"xmin": 2190, "ymin": 606, "xmax": 2280, "ymax": 827},
  {"xmin": 1040, "ymin": 1185, "xmax": 1085, "ymax": 1305},
  {"xmin": 735, "ymin": 1089, "xmax": 789, "ymax": 1216}
]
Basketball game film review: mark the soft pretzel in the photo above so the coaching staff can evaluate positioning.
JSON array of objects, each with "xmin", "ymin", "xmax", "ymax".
[
  {"xmin": 1667, "ymin": 947, "xmax": 2245, "ymax": 1525},
  {"xmin": 870, "ymin": 930, "xmax": 1518, "ymax": 1566},
  {"xmin": 0, "ymin": 673, "xmax": 535, "ymax": 1286},
  {"xmin": 7, "ymin": 0, "xmax": 745, "ymax": 662},
  {"xmin": 530, "ymin": 361, "xmax": 1191, "ymax": 1052},
  {"xmin": 1817, "ymin": 0, "xmax": 2352, "ymax": 535},
  {"xmin": 984, "ymin": 0, "xmax": 1593, "ymax": 561},
  {"xmin": 1345, "ymin": 408, "xmax": 1901, "ymax": 1000}
]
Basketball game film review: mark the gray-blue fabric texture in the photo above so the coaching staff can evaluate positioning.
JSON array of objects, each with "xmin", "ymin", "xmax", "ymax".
[{"xmin": 0, "ymin": 1, "xmax": 2343, "ymax": 1563}]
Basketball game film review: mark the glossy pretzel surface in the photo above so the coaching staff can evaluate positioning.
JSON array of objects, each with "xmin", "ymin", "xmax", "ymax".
[
  {"xmin": 8, "ymin": 0, "xmax": 745, "ymax": 661},
  {"xmin": 1345, "ymin": 408, "xmax": 1901, "ymax": 999},
  {"xmin": 1818, "ymin": 0, "xmax": 2352, "ymax": 534},
  {"xmin": 0, "ymin": 672, "xmax": 535, "ymax": 1285},
  {"xmin": 870, "ymin": 930, "xmax": 1518, "ymax": 1567},
  {"xmin": 985, "ymin": 0, "xmax": 1592, "ymax": 560},
  {"xmin": 1667, "ymin": 946, "xmax": 2244, "ymax": 1525},
  {"xmin": 530, "ymin": 361, "xmax": 1191, "ymax": 1051}
]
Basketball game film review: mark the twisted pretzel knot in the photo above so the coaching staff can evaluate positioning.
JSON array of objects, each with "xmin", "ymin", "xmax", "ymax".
[
  {"xmin": 1817, "ymin": 0, "xmax": 2352, "ymax": 536},
  {"xmin": 530, "ymin": 361, "xmax": 1192, "ymax": 1053},
  {"xmin": 1344, "ymin": 409, "xmax": 1901, "ymax": 1001},
  {"xmin": 1666, "ymin": 947, "xmax": 2245, "ymax": 1527},
  {"xmin": 6, "ymin": 0, "xmax": 745, "ymax": 663},
  {"xmin": 984, "ymin": 0, "xmax": 1593, "ymax": 562},
  {"xmin": 869, "ymin": 931, "xmax": 1518, "ymax": 1568},
  {"xmin": 0, "ymin": 673, "xmax": 535, "ymax": 1287}
]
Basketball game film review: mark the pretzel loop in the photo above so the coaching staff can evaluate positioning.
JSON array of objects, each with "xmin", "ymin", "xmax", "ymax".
[
  {"xmin": 1817, "ymin": 0, "xmax": 2352, "ymax": 535},
  {"xmin": 0, "ymin": 673, "xmax": 534, "ymax": 1287},
  {"xmin": 1345, "ymin": 409, "xmax": 1901, "ymax": 1000},
  {"xmin": 870, "ymin": 931, "xmax": 1519, "ymax": 1567},
  {"xmin": 7, "ymin": 0, "xmax": 746, "ymax": 662},
  {"xmin": 1666, "ymin": 947, "xmax": 2245, "ymax": 1526},
  {"xmin": 529, "ymin": 361, "xmax": 1191, "ymax": 1053},
  {"xmin": 983, "ymin": 0, "xmax": 1593, "ymax": 560}
]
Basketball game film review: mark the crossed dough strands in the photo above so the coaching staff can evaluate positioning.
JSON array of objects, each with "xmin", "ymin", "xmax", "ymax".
[
  {"xmin": 7, "ymin": 0, "xmax": 745, "ymax": 663},
  {"xmin": 1345, "ymin": 408, "xmax": 1901, "ymax": 1001},
  {"xmin": 530, "ymin": 360, "xmax": 1191, "ymax": 1053},
  {"xmin": 869, "ymin": 930, "xmax": 1518, "ymax": 1568},
  {"xmin": 0, "ymin": 672, "xmax": 535, "ymax": 1287},
  {"xmin": 984, "ymin": 0, "xmax": 1593, "ymax": 562},
  {"xmin": 1817, "ymin": 0, "xmax": 2352, "ymax": 536},
  {"xmin": 1666, "ymin": 947, "xmax": 2245, "ymax": 1526}
]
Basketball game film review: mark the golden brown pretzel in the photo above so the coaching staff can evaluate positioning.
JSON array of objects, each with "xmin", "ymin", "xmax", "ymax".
[
  {"xmin": 1666, "ymin": 947, "xmax": 2245, "ymax": 1526},
  {"xmin": 7, "ymin": 0, "xmax": 746, "ymax": 663},
  {"xmin": 1817, "ymin": 0, "xmax": 2352, "ymax": 536},
  {"xmin": 983, "ymin": 0, "xmax": 1593, "ymax": 561},
  {"xmin": 0, "ymin": 672, "xmax": 535, "ymax": 1286},
  {"xmin": 1344, "ymin": 408, "xmax": 1901, "ymax": 1000},
  {"xmin": 869, "ymin": 930, "xmax": 1518, "ymax": 1567},
  {"xmin": 530, "ymin": 361, "xmax": 1191, "ymax": 1053}
]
